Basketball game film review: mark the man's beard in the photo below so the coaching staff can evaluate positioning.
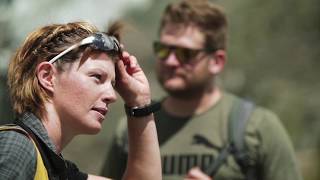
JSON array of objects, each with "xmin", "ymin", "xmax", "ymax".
[{"xmin": 160, "ymin": 79, "xmax": 213, "ymax": 99}]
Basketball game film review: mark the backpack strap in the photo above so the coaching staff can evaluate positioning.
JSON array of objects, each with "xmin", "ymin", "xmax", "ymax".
[
  {"xmin": 229, "ymin": 99, "xmax": 256, "ymax": 180},
  {"xmin": 204, "ymin": 143, "xmax": 233, "ymax": 176},
  {"xmin": 0, "ymin": 125, "xmax": 49, "ymax": 180},
  {"xmin": 14, "ymin": 120, "xmax": 69, "ymax": 179},
  {"xmin": 204, "ymin": 99, "xmax": 256, "ymax": 179}
]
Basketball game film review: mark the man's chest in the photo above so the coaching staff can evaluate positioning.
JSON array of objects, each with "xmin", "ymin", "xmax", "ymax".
[{"xmin": 157, "ymin": 117, "xmax": 244, "ymax": 180}]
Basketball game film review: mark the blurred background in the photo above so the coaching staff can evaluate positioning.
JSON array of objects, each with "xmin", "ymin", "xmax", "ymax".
[{"xmin": 0, "ymin": 0, "xmax": 319, "ymax": 179}]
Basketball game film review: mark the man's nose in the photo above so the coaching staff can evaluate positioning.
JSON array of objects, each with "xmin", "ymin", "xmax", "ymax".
[{"xmin": 163, "ymin": 51, "xmax": 181, "ymax": 66}]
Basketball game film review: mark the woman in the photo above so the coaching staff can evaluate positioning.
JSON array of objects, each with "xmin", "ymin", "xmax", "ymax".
[{"xmin": 0, "ymin": 21, "xmax": 161, "ymax": 180}]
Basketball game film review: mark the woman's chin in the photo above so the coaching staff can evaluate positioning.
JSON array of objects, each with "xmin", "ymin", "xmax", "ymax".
[{"xmin": 83, "ymin": 122, "xmax": 103, "ymax": 135}]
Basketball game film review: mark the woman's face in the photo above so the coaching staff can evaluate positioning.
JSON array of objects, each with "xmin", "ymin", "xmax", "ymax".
[{"xmin": 52, "ymin": 51, "xmax": 117, "ymax": 135}]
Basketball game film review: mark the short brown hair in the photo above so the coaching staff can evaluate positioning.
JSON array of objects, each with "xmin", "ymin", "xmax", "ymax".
[
  {"xmin": 160, "ymin": 0, "xmax": 227, "ymax": 51},
  {"xmin": 8, "ymin": 21, "xmax": 122, "ymax": 119}
]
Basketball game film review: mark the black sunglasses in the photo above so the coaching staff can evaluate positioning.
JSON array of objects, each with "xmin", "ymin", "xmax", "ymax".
[
  {"xmin": 153, "ymin": 41, "xmax": 208, "ymax": 64},
  {"xmin": 49, "ymin": 32, "xmax": 121, "ymax": 64}
]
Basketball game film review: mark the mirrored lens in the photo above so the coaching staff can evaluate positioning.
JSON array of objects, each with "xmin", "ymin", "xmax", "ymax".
[
  {"xmin": 153, "ymin": 41, "xmax": 203, "ymax": 64},
  {"xmin": 175, "ymin": 48, "xmax": 200, "ymax": 64},
  {"xmin": 92, "ymin": 33, "xmax": 122, "ymax": 59},
  {"xmin": 153, "ymin": 42, "xmax": 170, "ymax": 60}
]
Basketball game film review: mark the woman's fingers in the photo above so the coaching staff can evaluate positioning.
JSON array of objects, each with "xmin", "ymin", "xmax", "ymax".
[{"xmin": 120, "ymin": 51, "xmax": 140, "ymax": 75}]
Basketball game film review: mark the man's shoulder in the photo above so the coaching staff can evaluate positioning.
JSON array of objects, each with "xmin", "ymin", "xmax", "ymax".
[
  {"xmin": 222, "ymin": 92, "xmax": 283, "ymax": 138},
  {"xmin": 223, "ymin": 91, "xmax": 278, "ymax": 118}
]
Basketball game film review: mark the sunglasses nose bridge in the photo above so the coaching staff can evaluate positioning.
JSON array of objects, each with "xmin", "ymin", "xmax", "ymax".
[{"xmin": 163, "ymin": 50, "xmax": 181, "ymax": 65}]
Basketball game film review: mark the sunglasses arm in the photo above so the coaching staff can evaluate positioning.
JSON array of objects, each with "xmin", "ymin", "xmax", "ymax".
[{"xmin": 48, "ymin": 36, "xmax": 95, "ymax": 64}]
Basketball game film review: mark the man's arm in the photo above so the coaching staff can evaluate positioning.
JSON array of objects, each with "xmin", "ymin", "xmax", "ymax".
[{"xmin": 255, "ymin": 109, "xmax": 302, "ymax": 180}]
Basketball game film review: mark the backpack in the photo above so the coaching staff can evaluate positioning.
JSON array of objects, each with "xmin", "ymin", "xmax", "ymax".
[
  {"xmin": 204, "ymin": 99, "xmax": 257, "ymax": 180},
  {"xmin": 0, "ymin": 124, "xmax": 49, "ymax": 180},
  {"xmin": 14, "ymin": 120, "xmax": 73, "ymax": 180}
]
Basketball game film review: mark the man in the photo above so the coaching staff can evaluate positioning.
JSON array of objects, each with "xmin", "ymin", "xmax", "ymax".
[{"xmin": 101, "ymin": 0, "xmax": 302, "ymax": 179}]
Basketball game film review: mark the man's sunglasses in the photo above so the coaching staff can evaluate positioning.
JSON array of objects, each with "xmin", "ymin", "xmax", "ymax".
[
  {"xmin": 153, "ymin": 41, "xmax": 208, "ymax": 64},
  {"xmin": 48, "ymin": 32, "xmax": 121, "ymax": 64}
]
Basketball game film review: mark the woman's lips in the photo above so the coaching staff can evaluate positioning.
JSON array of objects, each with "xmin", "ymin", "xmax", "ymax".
[{"xmin": 92, "ymin": 107, "xmax": 108, "ymax": 117}]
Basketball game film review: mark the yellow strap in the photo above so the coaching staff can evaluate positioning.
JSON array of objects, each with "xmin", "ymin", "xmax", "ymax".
[
  {"xmin": 32, "ymin": 140, "xmax": 49, "ymax": 180},
  {"xmin": 0, "ymin": 125, "xmax": 49, "ymax": 180}
]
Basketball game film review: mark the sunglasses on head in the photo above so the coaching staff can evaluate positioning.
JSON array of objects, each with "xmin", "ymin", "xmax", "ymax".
[
  {"xmin": 153, "ymin": 41, "xmax": 208, "ymax": 64},
  {"xmin": 48, "ymin": 32, "xmax": 121, "ymax": 64}
]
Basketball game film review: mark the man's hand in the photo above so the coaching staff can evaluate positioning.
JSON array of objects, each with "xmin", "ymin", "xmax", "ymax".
[{"xmin": 185, "ymin": 167, "xmax": 212, "ymax": 180}]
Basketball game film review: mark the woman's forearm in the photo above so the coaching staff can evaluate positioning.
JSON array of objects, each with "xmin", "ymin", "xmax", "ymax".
[{"xmin": 123, "ymin": 114, "xmax": 161, "ymax": 180}]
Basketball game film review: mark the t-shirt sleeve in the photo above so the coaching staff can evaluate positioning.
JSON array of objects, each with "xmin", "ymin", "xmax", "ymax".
[
  {"xmin": 0, "ymin": 131, "xmax": 37, "ymax": 179},
  {"xmin": 249, "ymin": 108, "xmax": 302, "ymax": 180}
]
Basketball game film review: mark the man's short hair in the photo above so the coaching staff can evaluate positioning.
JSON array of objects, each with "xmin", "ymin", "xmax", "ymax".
[{"xmin": 160, "ymin": 0, "xmax": 228, "ymax": 51}]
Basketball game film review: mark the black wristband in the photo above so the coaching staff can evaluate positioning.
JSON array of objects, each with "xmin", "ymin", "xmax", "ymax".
[{"xmin": 124, "ymin": 101, "xmax": 161, "ymax": 117}]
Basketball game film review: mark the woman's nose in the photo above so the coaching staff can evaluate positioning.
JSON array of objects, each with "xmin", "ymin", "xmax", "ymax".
[{"xmin": 102, "ymin": 86, "xmax": 117, "ymax": 104}]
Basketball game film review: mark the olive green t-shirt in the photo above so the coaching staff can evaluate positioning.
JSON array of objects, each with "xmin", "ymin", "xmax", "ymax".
[{"xmin": 101, "ymin": 92, "xmax": 302, "ymax": 180}]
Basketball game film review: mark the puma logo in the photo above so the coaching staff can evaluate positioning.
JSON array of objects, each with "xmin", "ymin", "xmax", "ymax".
[{"xmin": 192, "ymin": 134, "xmax": 221, "ymax": 150}]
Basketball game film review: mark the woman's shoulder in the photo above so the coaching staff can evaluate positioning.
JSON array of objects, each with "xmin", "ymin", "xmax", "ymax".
[{"xmin": 0, "ymin": 129, "xmax": 37, "ymax": 178}]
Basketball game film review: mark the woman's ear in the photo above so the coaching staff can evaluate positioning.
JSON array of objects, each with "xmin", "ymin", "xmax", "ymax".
[
  {"xmin": 208, "ymin": 49, "xmax": 226, "ymax": 75},
  {"xmin": 36, "ymin": 62, "xmax": 56, "ymax": 93}
]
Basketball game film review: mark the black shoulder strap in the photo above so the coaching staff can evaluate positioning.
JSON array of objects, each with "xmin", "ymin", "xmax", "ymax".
[
  {"xmin": 204, "ymin": 143, "xmax": 233, "ymax": 176},
  {"xmin": 229, "ymin": 99, "xmax": 256, "ymax": 180},
  {"xmin": 204, "ymin": 99, "xmax": 256, "ymax": 179}
]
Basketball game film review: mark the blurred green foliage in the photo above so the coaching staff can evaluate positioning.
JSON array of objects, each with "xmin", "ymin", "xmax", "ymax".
[{"xmin": 0, "ymin": 0, "xmax": 319, "ymax": 179}]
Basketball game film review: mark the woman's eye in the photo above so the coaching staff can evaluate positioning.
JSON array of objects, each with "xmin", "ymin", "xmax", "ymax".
[{"xmin": 92, "ymin": 74, "xmax": 102, "ymax": 81}]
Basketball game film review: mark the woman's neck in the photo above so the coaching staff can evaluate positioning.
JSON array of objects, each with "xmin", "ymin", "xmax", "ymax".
[{"xmin": 42, "ymin": 103, "xmax": 74, "ymax": 153}]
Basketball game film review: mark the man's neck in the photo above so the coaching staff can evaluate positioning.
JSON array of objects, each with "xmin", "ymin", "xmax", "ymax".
[{"xmin": 163, "ymin": 87, "xmax": 222, "ymax": 117}]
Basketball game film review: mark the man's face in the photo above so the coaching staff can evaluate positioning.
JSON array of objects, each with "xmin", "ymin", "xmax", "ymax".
[{"xmin": 155, "ymin": 24, "xmax": 214, "ymax": 97}]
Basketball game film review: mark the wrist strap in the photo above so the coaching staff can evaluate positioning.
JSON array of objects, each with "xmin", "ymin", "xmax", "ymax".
[{"xmin": 124, "ymin": 101, "xmax": 161, "ymax": 117}]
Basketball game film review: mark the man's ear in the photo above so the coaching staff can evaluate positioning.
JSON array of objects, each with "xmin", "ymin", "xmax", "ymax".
[
  {"xmin": 36, "ymin": 62, "xmax": 56, "ymax": 93},
  {"xmin": 208, "ymin": 49, "xmax": 226, "ymax": 75}
]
